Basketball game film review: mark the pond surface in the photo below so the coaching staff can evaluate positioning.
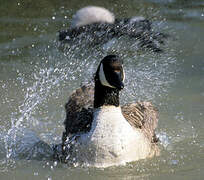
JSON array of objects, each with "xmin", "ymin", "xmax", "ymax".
[{"xmin": 0, "ymin": 0, "xmax": 203, "ymax": 179}]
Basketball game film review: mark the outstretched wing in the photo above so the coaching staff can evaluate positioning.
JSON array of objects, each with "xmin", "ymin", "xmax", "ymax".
[
  {"xmin": 63, "ymin": 84, "xmax": 94, "ymax": 136},
  {"xmin": 59, "ymin": 18, "xmax": 168, "ymax": 53},
  {"xmin": 121, "ymin": 102, "xmax": 158, "ymax": 142}
]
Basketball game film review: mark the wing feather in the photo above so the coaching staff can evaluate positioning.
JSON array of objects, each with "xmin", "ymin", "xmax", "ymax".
[
  {"xmin": 64, "ymin": 84, "xmax": 94, "ymax": 136},
  {"xmin": 121, "ymin": 102, "xmax": 158, "ymax": 142}
]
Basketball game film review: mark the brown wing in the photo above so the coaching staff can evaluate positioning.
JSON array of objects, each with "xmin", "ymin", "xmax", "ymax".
[
  {"xmin": 63, "ymin": 84, "xmax": 94, "ymax": 136},
  {"xmin": 121, "ymin": 102, "xmax": 158, "ymax": 142}
]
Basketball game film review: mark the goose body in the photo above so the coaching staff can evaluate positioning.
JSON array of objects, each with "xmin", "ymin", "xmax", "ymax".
[
  {"xmin": 61, "ymin": 55, "xmax": 159, "ymax": 167},
  {"xmin": 59, "ymin": 6, "xmax": 167, "ymax": 52}
]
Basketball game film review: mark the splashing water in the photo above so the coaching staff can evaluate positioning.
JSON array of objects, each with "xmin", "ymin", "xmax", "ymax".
[
  {"xmin": 0, "ymin": 16, "xmax": 178, "ymax": 169},
  {"xmin": 3, "ymin": 65, "xmax": 66, "ymax": 163}
]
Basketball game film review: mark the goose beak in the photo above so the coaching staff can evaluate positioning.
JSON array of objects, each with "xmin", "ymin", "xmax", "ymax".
[{"xmin": 117, "ymin": 81, "xmax": 124, "ymax": 90}]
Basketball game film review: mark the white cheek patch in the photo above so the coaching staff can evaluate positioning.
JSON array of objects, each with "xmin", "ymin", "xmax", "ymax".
[
  {"xmin": 122, "ymin": 65, "xmax": 125, "ymax": 82},
  {"xmin": 99, "ymin": 64, "xmax": 115, "ymax": 88}
]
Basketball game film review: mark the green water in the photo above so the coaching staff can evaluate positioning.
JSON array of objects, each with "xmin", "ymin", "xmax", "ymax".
[{"xmin": 0, "ymin": 0, "xmax": 203, "ymax": 179}]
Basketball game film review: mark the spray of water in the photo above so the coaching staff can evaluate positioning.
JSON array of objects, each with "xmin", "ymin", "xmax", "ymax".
[{"xmin": 0, "ymin": 17, "xmax": 178, "ymax": 169}]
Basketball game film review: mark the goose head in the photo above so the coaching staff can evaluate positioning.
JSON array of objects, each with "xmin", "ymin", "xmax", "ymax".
[{"xmin": 95, "ymin": 55, "xmax": 125, "ymax": 90}]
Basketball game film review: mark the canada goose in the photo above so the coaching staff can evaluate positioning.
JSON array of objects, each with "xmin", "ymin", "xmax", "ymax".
[
  {"xmin": 59, "ymin": 6, "xmax": 168, "ymax": 52},
  {"xmin": 60, "ymin": 55, "xmax": 159, "ymax": 167}
]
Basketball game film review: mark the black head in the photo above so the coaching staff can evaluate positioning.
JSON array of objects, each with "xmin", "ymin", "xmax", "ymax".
[{"xmin": 95, "ymin": 55, "xmax": 125, "ymax": 90}]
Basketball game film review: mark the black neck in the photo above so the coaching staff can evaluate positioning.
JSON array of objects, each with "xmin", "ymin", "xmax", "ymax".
[{"xmin": 94, "ymin": 80, "xmax": 120, "ymax": 108}]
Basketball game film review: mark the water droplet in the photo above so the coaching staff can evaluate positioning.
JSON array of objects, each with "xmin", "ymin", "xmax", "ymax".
[
  {"xmin": 53, "ymin": 161, "xmax": 58, "ymax": 166},
  {"xmin": 34, "ymin": 172, "xmax": 38, "ymax": 176},
  {"xmin": 171, "ymin": 159, "xmax": 179, "ymax": 165}
]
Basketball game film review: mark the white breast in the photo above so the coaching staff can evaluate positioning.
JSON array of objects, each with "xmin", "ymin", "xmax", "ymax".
[{"xmin": 75, "ymin": 106, "xmax": 152, "ymax": 167}]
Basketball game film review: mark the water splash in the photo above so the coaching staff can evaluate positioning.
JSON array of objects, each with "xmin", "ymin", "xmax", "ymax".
[
  {"xmin": 4, "ymin": 128, "xmax": 53, "ymax": 160},
  {"xmin": 0, "ymin": 11, "xmax": 179, "ymax": 169}
]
